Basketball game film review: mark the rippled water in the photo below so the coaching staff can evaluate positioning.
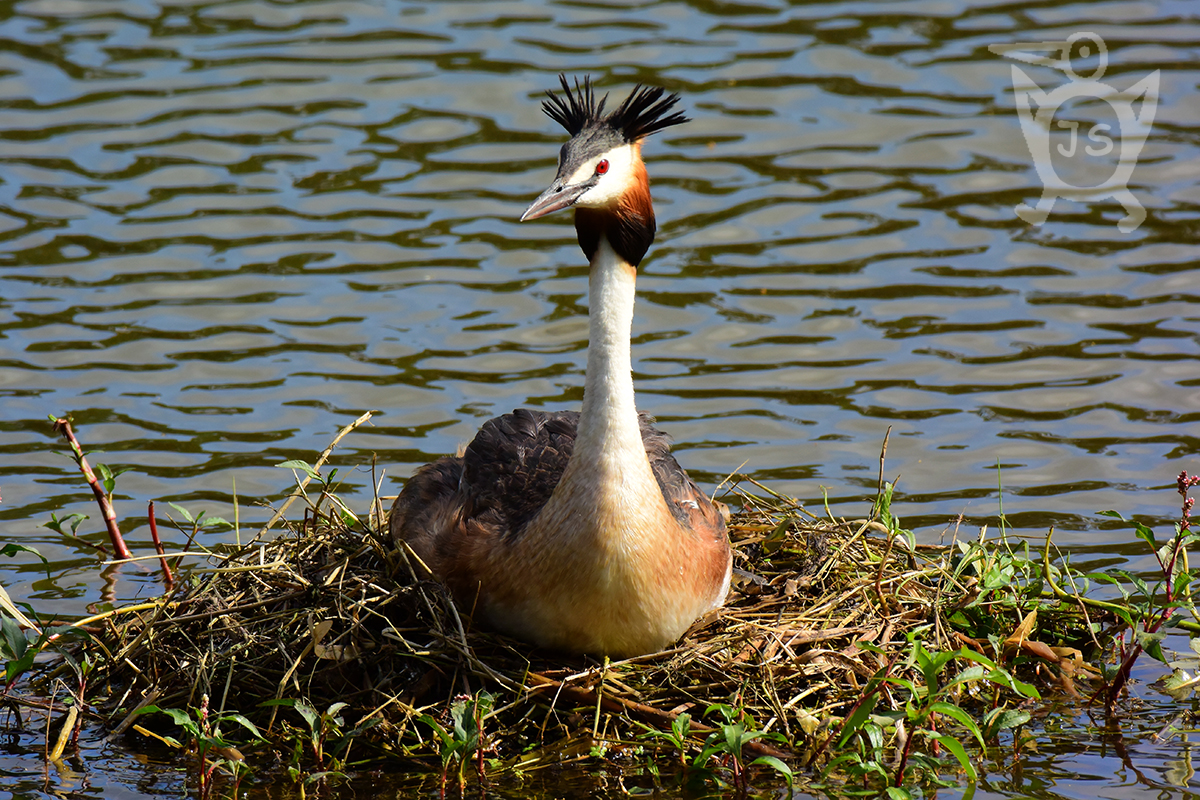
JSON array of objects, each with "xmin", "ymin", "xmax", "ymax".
[{"xmin": 0, "ymin": 0, "xmax": 1198, "ymax": 796}]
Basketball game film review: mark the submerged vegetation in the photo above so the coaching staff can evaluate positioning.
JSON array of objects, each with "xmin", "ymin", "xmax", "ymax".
[{"xmin": 2, "ymin": 414, "xmax": 1199, "ymax": 797}]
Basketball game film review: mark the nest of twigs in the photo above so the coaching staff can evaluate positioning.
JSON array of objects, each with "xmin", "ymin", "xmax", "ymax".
[
  {"xmin": 91, "ymin": 455, "xmax": 967, "ymax": 771},
  {"xmin": 72, "ymin": 413, "xmax": 1103, "ymax": 793}
]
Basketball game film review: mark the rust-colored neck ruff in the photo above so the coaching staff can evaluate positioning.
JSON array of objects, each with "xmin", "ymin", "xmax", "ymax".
[{"xmin": 575, "ymin": 157, "xmax": 656, "ymax": 267}]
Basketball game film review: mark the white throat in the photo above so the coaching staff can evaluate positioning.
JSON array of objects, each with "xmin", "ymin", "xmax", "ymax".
[{"xmin": 528, "ymin": 233, "xmax": 665, "ymax": 551}]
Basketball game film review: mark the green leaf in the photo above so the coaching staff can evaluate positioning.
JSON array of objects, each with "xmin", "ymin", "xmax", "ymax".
[
  {"xmin": 948, "ymin": 665, "xmax": 987, "ymax": 688},
  {"xmin": 983, "ymin": 667, "xmax": 1041, "ymax": 700},
  {"xmin": 6, "ymin": 653, "xmax": 32, "ymax": 684},
  {"xmin": 1, "ymin": 543, "xmax": 48, "ymax": 570},
  {"xmin": 876, "ymin": 481, "xmax": 896, "ymax": 525},
  {"xmin": 837, "ymin": 695, "xmax": 880, "ymax": 748},
  {"xmin": 224, "ymin": 712, "xmax": 264, "ymax": 741},
  {"xmin": 1097, "ymin": 510, "xmax": 1125, "ymax": 520},
  {"xmin": 43, "ymin": 512, "xmax": 89, "ymax": 538},
  {"xmin": 929, "ymin": 701, "xmax": 985, "ymax": 750},
  {"xmin": 96, "ymin": 464, "xmax": 132, "ymax": 496},
  {"xmin": 921, "ymin": 648, "xmax": 961, "ymax": 692},
  {"xmin": 4, "ymin": 624, "xmax": 38, "ymax": 685},
  {"xmin": 982, "ymin": 564, "xmax": 1014, "ymax": 590},
  {"xmin": 419, "ymin": 714, "xmax": 456, "ymax": 756},
  {"xmin": 1, "ymin": 614, "xmax": 28, "ymax": 660},
  {"xmin": 277, "ymin": 460, "xmax": 321, "ymax": 479},
  {"xmin": 167, "ymin": 503, "xmax": 195, "ymax": 524},
  {"xmin": 161, "ymin": 707, "xmax": 196, "ymax": 728},
  {"xmin": 1133, "ymin": 521, "xmax": 1158, "ymax": 549},
  {"xmin": 985, "ymin": 708, "xmax": 1031, "ymax": 735},
  {"xmin": 723, "ymin": 721, "xmax": 747, "ymax": 757},
  {"xmin": 672, "ymin": 711, "xmax": 691, "ymax": 743},
  {"xmin": 929, "ymin": 732, "xmax": 977, "ymax": 782},
  {"xmin": 823, "ymin": 752, "xmax": 858, "ymax": 774},
  {"xmin": 97, "ymin": 463, "xmax": 116, "ymax": 495},
  {"xmin": 1157, "ymin": 668, "xmax": 1199, "ymax": 701},
  {"xmin": 885, "ymin": 787, "xmax": 913, "ymax": 800},
  {"xmin": 862, "ymin": 720, "xmax": 884, "ymax": 754},
  {"xmin": 703, "ymin": 702, "xmax": 736, "ymax": 725},
  {"xmin": 140, "ymin": 705, "xmax": 199, "ymax": 735},
  {"xmin": 954, "ymin": 648, "xmax": 998, "ymax": 670},
  {"xmin": 1135, "ymin": 630, "xmax": 1169, "ymax": 663},
  {"xmin": 1087, "ymin": 571, "xmax": 1133, "ymax": 601},
  {"xmin": 352, "ymin": 716, "xmax": 382, "ymax": 736},
  {"xmin": 294, "ymin": 700, "xmax": 319, "ymax": 730},
  {"xmin": 1163, "ymin": 612, "xmax": 1187, "ymax": 631},
  {"xmin": 1111, "ymin": 605, "xmax": 1136, "ymax": 628},
  {"xmin": 1108, "ymin": 568, "xmax": 1150, "ymax": 599},
  {"xmin": 749, "ymin": 755, "xmax": 793, "ymax": 785}
]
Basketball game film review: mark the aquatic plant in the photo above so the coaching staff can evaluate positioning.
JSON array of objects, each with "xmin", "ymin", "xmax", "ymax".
[
  {"xmin": 0, "ymin": 541, "xmax": 48, "ymax": 690},
  {"xmin": 1084, "ymin": 470, "xmax": 1200, "ymax": 710},
  {"xmin": 264, "ymin": 697, "xmax": 379, "ymax": 788},
  {"xmin": 137, "ymin": 694, "xmax": 263, "ymax": 800},
  {"xmin": 821, "ymin": 636, "xmax": 1038, "ymax": 793},
  {"xmin": 696, "ymin": 702, "xmax": 793, "ymax": 792},
  {"xmin": 419, "ymin": 690, "xmax": 494, "ymax": 797}
]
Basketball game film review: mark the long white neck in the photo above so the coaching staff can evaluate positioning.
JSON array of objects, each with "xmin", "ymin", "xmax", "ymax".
[{"xmin": 573, "ymin": 238, "xmax": 650, "ymax": 475}]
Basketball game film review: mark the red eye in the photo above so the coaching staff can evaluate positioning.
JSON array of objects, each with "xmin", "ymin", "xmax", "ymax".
[{"xmin": 596, "ymin": 159, "xmax": 609, "ymax": 175}]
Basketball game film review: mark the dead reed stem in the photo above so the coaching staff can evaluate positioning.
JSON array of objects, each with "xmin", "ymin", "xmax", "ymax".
[{"xmin": 253, "ymin": 410, "xmax": 375, "ymax": 544}]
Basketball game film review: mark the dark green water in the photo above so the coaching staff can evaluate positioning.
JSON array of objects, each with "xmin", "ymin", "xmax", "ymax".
[{"xmin": 0, "ymin": 0, "xmax": 1198, "ymax": 796}]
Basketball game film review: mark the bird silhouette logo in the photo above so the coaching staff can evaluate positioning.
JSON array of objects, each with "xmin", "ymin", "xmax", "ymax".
[{"xmin": 989, "ymin": 32, "xmax": 1159, "ymax": 233}]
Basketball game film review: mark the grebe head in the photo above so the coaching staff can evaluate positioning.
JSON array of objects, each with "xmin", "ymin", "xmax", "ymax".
[{"xmin": 520, "ymin": 75, "xmax": 689, "ymax": 223}]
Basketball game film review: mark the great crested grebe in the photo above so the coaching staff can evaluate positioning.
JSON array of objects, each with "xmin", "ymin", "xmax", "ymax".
[{"xmin": 390, "ymin": 76, "xmax": 731, "ymax": 657}]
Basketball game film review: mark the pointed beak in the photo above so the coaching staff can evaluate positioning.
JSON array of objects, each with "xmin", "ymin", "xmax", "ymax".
[{"xmin": 520, "ymin": 180, "xmax": 590, "ymax": 222}]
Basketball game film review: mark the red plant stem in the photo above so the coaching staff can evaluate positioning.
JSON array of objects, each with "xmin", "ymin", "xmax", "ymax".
[
  {"xmin": 1105, "ymin": 641, "xmax": 1142, "ymax": 709},
  {"xmin": 147, "ymin": 501, "xmax": 174, "ymax": 586},
  {"xmin": 1102, "ymin": 598, "xmax": 1175, "ymax": 709},
  {"xmin": 52, "ymin": 418, "xmax": 133, "ymax": 561},
  {"xmin": 1093, "ymin": 478, "xmax": 1200, "ymax": 711},
  {"xmin": 1166, "ymin": 473, "xmax": 1200, "ymax": 600},
  {"xmin": 894, "ymin": 722, "xmax": 917, "ymax": 788}
]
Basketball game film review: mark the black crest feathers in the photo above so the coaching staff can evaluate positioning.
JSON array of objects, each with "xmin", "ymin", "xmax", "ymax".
[{"xmin": 541, "ymin": 74, "xmax": 689, "ymax": 141}]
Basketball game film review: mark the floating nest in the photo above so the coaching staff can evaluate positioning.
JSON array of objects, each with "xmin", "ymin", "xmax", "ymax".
[{"xmin": 84, "ymin": 420, "xmax": 1094, "ymax": 786}]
